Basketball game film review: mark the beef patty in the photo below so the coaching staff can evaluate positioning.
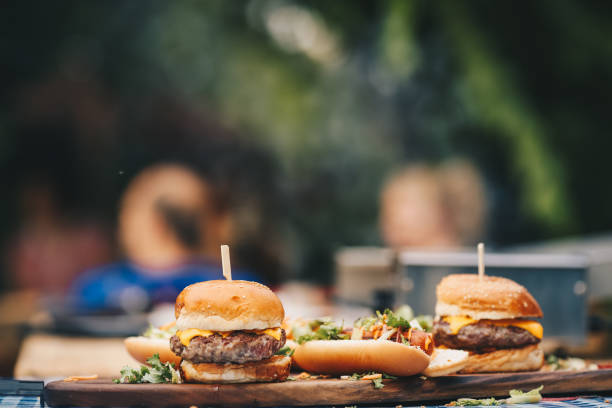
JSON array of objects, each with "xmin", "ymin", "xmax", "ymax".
[
  {"xmin": 433, "ymin": 320, "xmax": 539, "ymax": 351},
  {"xmin": 170, "ymin": 329, "xmax": 286, "ymax": 364}
]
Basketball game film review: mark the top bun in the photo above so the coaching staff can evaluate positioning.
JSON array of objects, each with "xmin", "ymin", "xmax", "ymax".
[
  {"xmin": 435, "ymin": 274, "xmax": 542, "ymax": 320},
  {"xmin": 175, "ymin": 280, "xmax": 284, "ymax": 331}
]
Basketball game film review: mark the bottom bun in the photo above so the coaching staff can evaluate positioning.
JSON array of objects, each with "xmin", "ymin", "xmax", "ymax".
[
  {"xmin": 180, "ymin": 355, "xmax": 291, "ymax": 383},
  {"xmin": 459, "ymin": 344, "xmax": 544, "ymax": 373},
  {"xmin": 124, "ymin": 337, "xmax": 181, "ymax": 367},
  {"xmin": 423, "ymin": 348, "xmax": 469, "ymax": 377},
  {"xmin": 292, "ymin": 340, "xmax": 430, "ymax": 377}
]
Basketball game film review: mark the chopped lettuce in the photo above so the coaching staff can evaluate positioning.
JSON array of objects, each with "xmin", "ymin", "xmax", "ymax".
[
  {"xmin": 114, "ymin": 353, "xmax": 181, "ymax": 384},
  {"xmin": 372, "ymin": 377, "xmax": 384, "ymax": 389},
  {"xmin": 357, "ymin": 306, "xmax": 434, "ymax": 333},
  {"xmin": 506, "ymin": 385, "xmax": 543, "ymax": 404},
  {"xmin": 296, "ymin": 319, "xmax": 349, "ymax": 344},
  {"xmin": 142, "ymin": 324, "xmax": 177, "ymax": 339},
  {"xmin": 291, "ymin": 323, "xmax": 314, "ymax": 341},
  {"xmin": 381, "ymin": 308, "xmax": 411, "ymax": 329},
  {"xmin": 395, "ymin": 305, "xmax": 414, "ymax": 321},
  {"xmin": 546, "ymin": 355, "xmax": 598, "ymax": 371},
  {"xmin": 275, "ymin": 345, "xmax": 295, "ymax": 357},
  {"xmin": 447, "ymin": 386, "xmax": 543, "ymax": 406},
  {"xmin": 409, "ymin": 318, "xmax": 424, "ymax": 331},
  {"xmin": 354, "ymin": 316, "xmax": 377, "ymax": 331},
  {"xmin": 414, "ymin": 314, "xmax": 434, "ymax": 332},
  {"xmin": 346, "ymin": 372, "xmax": 396, "ymax": 389}
]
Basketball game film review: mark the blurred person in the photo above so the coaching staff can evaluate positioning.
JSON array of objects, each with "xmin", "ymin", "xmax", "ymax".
[
  {"xmin": 438, "ymin": 160, "xmax": 487, "ymax": 245},
  {"xmin": 7, "ymin": 180, "xmax": 113, "ymax": 294},
  {"xmin": 379, "ymin": 160, "xmax": 487, "ymax": 249},
  {"xmin": 1, "ymin": 62, "xmax": 285, "ymax": 302},
  {"xmin": 69, "ymin": 163, "xmax": 259, "ymax": 312},
  {"xmin": 118, "ymin": 163, "xmax": 231, "ymax": 268},
  {"xmin": 2, "ymin": 68, "xmax": 121, "ymax": 295}
]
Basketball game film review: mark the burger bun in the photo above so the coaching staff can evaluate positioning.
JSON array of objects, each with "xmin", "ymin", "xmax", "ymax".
[
  {"xmin": 180, "ymin": 355, "xmax": 291, "ymax": 383},
  {"xmin": 175, "ymin": 280, "xmax": 284, "ymax": 331},
  {"xmin": 459, "ymin": 344, "xmax": 544, "ymax": 373},
  {"xmin": 435, "ymin": 274, "xmax": 542, "ymax": 320},
  {"xmin": 423, "ymin": 348, "xmax": 469, "ymax": 377}
]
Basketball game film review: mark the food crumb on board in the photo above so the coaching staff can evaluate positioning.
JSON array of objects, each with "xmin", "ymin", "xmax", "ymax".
[
  {"xmin": 62, "ymin": 375, "xmax": 98, "ymax": 382},
  {"xmin": 288, "ymin": 372, "xmax": 314, "ymax": 381}
]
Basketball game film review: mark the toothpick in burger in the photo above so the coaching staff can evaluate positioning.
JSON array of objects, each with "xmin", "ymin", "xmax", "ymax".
[
  {"xmin": 433, "ymin": 274, "xmax": 544, "ymax": 373},
  {"xmin": 170, "ymin": 280, "xmax": 291, "ymax": 383}
]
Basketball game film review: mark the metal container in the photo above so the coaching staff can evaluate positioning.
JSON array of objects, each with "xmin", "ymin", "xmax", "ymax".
[{"xmin": 335, "ymin": 247, "xmax": 395, "ymax": 308}]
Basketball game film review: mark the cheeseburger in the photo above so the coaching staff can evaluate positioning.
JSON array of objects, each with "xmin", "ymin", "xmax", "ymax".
[
  {"xmin": 433, "ymin": 274, "xmax": 544, "ymax": 373},
  {"xmin": 170, "ymin": 280, "xmax": 291, "ymax": 383}
]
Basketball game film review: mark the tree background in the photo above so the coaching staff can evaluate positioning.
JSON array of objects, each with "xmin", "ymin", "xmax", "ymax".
[{"xmin": 2, "ymin": 0, "xmax": 612, "ymax": 284}]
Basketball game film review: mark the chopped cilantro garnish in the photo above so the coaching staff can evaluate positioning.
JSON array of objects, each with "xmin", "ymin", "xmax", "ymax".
[
  {"xmin": 114, "ymin": 353, "xmax": 181, "ymax": 384},
  {"xmin": 296, "ymin": 319, "xmax": 349, "ymax": 344},
  {"xmin": 275, "ymin": 345, "xmax": 295, "ymax": 357}
]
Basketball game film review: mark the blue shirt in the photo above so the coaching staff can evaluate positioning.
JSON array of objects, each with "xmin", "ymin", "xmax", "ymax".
[{"xmin": 69, "ymin": 260, "xmax": 260, "ymax": 312}]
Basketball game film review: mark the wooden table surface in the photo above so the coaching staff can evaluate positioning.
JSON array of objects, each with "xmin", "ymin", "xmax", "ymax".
[{"xmin": 14, "ymin": 333, "xmax": 138, "ymax": 379}]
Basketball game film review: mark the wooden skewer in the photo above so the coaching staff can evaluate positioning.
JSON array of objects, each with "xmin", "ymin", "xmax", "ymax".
[
  {"xmin": 477, "ymin": 242, "xmax": 485, "ymax": 281},
  {"xmin": 221, "ymin": 244, "xmax": 232, "ymax": 281}
]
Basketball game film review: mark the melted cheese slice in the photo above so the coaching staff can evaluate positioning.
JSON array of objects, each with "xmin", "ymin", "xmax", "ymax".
[
  {"xmin": 177, "ymin": 327, "xmax": 282, "ymax": 346},
  {"xmin": 442, "ymin": 316, "xmax": 543, "ymax": 339}
]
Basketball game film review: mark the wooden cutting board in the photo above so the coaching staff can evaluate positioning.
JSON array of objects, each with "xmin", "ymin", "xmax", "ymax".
[{"xmin": 44, "ymin": 369, "xmax": 612, "ymax": 407}]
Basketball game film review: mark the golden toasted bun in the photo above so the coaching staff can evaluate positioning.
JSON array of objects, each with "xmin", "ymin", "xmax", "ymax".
[
  {"xmin": 459, "ymin": 344, "xmax": 544, "ymax": 373},
  {"xmin": 423, "ymin": 348, "xmax": 469, "ymax": 377},
  {"xmin": 180, "ymin": 356, "xmax": 291, "ymax": 383},
  {"xmin": 435, "ymin": 274, "xmax": 542, "ymax": 320},
  {"xmin": 124, "ymin": 337, "xmax": 181, "ymax": 367},
  {"xmin": 175, "ymin": 280, "xmax": 284, "ymax": 331},
  {"xmin": 292, "ymin": 340, "xmax": 430, "ymax": 377}
]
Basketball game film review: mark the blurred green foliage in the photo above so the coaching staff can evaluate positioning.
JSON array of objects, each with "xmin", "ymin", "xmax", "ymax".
[{"xmin": 2, "ymin": 0, "xmax": 612, "ymax": 282}]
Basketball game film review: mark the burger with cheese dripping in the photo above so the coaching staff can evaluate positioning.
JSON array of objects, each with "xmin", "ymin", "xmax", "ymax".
[
  {"xmin": 170, "ymin": 280, "xmax": 291, "ymax": 383},
  {"xmin": 432, "ymin": 274, "xmax": 544, "ymax": 373}
]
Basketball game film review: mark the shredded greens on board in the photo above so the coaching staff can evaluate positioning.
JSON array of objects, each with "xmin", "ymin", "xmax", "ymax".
[
  {"xmin": 545, "ymin": 354, "xmax": 598, "ymax": 371},
  {"xmin": 447, "ymin": 386, "xmax": 543, "ymax": 406},
  {"xmin": 342, "ymin": 372, "xmax": 398, "ymax": 389},
  {"xmin": 506, "ymin": 386, "xmax": 544, "ymax": 404},
  {"xmin": 114, "ymin": 353, "xmax": 181, "ymax": 384}
]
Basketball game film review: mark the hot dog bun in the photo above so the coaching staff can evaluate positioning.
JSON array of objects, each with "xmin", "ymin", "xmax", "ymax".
[
  {"xmin": 292, "ymin": 340, "xmax": 430, "ymax": 377},
  {"xmin": 124, "ymin": 336, "xmax": 181, "ymax": 366}
]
